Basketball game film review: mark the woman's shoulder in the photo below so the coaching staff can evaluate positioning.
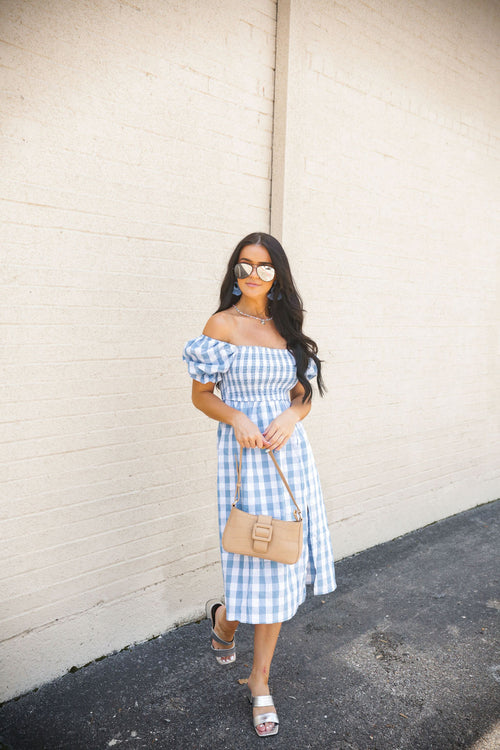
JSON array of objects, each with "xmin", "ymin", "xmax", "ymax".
[
  {"xmin": 202, "ymin": 309, "xmax": 237, "ymax": 343},
  {"xmin": 183, "ymin": 312, "xmax": 238, "ymax": 381}
]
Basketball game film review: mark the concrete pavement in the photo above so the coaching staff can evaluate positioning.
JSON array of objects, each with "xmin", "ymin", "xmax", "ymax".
[{"xmin": 1, "ymin": 499, "xmax": 499, "ymax": 750}]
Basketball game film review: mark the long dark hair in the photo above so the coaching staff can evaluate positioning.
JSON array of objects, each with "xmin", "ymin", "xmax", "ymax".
[{"xmin": 216, "ymin": 232, "xmax": 325, "ymax": 402}]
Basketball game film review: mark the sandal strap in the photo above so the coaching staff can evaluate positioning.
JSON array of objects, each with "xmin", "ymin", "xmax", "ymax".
[
  {"xmin": 211, "ymin": 641, "xmax": 236, "ymax": 656},
  {"xmin": 253, "ymin": 712, "xmax": 279, "ymax": 728},
  {"xmin": 251, "ymin": 694, "xmax": 274, "ymax": 707},
  {"xmin": 210, "ymin": 627, "xmax": 235, "ymax": 647}
]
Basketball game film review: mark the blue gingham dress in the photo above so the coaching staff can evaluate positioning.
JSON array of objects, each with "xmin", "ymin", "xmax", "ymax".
[{"xmin": 183, "ymin": 334, "xmax": 336, "ymax": 624}]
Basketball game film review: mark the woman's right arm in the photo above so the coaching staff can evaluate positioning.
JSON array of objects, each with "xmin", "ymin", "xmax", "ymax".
[
  {"xmin": 191, "ymin": 313, "xmax": 270, "ymax": 449},
  {"xmin": 191, "ymin": 380, "xmax": 270, "ymax": 450}
]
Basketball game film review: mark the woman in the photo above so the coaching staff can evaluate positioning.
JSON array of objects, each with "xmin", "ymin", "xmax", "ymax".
[{"xmin": 183, "ymin": 232, "xmax": 336, "ymax": 737}]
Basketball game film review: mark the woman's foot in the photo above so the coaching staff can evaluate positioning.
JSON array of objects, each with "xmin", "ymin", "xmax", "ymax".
[
  {"xmin": 212, "ymin": 604, "xmax": 237, "ymax": 664},
  {"xmin": 247, "ymin": 674, "xmax": 279, "ymax": 736},
  {"xmin": 206, "ymin": 600, "xmax": 238, "ymax": 665}
]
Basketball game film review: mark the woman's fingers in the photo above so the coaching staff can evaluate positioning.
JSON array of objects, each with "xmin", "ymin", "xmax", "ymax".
[
  {"xmin": 233, "ymin": 413, "xmax": 271, "ymax": 449},
  {"xmin": 263, "ymin": 412, "xmax": 298, "ymax": 451},
  {"xmin": 236, "ymin": 432, "xmax": 270, "ymax": 449},
  {"xmin": 263, "ymin": 422, "xmax": 290, "ymax": 440},
  {"xmin": 263, "ymin": 422, "xmax": 289, "ymax": 445},
  {"xmin": 264, "ymin": 431, "xmax": 289, "ymax": 451},
  {"xmin": 271, "ymin": 435, "xmax": 289, "ymax": 451}
]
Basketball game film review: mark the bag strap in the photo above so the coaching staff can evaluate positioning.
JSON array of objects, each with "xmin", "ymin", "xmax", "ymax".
[{"xmin": 233, "ymin": 446, "xmax": 303, "ymax": 522}]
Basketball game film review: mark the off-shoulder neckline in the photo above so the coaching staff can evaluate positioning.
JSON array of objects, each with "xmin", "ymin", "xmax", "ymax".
[{"xmin": 199, "ymin": 333, "xmax": 289, "ymax": 352}]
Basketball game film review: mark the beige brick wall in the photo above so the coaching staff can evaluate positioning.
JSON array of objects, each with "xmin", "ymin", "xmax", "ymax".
[
  {"xmin": 272, "ymin": 0, "xmax": 500, "ymax": 552},
  {"xmin": 0, "ymin": 0, "xmax": 276, "ymax": 700},
  {"xmin": 2, "ymin": 0, "xmax": 499, "ymax": 702}
]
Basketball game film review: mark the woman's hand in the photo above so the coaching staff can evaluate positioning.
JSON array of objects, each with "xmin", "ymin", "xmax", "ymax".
[
  {"xmin": 231, "ymin": 412, "xmax": 270, "ymax": 450},
  {"xmin": 263, "ymin": 409, "xmax": 299, "ymax": 452},
  {"xmin": 192, "ymin": 381, "xmax": 270, "ymax": 450}
]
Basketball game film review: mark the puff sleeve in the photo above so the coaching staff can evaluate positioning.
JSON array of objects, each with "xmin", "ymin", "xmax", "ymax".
[
  {"xmin": 305, "ymin": 357, "xmax": 318, "ymax": 381},
  {"xmin": 183, "ymin": 334, "xmax": 237, "ymax": 383}
]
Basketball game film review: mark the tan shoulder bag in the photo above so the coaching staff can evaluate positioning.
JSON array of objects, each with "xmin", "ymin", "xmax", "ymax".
[{"xmin": 221, "ymin": 446, "xmax": 303, "ymax": 565}]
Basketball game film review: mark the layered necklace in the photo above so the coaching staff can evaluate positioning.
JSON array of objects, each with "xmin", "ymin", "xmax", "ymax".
[{"xmin": 233, "ymin": 304, "xmax": 272, "ymax": 325}]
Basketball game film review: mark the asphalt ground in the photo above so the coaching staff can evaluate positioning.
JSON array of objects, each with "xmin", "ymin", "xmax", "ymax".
[{"xmin": 1, "ymin": 499, "xmax": 499, "ymax": 750}]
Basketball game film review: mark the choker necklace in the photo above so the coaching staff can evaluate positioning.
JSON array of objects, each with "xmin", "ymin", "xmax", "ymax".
[{"xmin": 233, "ymin": 304, "xmax": 272, "ymax": 325}]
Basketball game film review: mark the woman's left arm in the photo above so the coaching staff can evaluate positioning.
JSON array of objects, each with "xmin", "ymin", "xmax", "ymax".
[{"xmin": 263, "ymin": 381, "xmax": 311, "ymax": 451}]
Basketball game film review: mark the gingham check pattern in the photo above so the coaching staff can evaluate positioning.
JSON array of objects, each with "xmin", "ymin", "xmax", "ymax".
[{"xmin": 183, "ymin": 335, "xmax": 336, "ymax": 624}]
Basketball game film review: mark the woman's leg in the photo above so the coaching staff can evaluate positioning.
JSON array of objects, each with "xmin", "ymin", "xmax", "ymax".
[
  {"xmin": 212, "ymin": 604, "xmax": 239, "ymax": 664},
  {"xmin": 247, "ymin": 622, "xmax": 282, "ymax": 735}
]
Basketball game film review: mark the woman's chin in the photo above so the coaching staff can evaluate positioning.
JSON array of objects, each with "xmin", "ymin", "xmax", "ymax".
[{"xmin": 242, "ymin": 286, "xmax": 267, "ymax": 298}]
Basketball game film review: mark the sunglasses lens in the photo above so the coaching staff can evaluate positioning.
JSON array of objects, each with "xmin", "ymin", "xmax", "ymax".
[
  {"xmin": 234, "ymin": 263, "xmax": 275, "ymax": 282},
  {"xmin": 257, "ymin": 265, "xmax": 275, "ymax": 282},
  {"xmin": 234, "ymin": 262, "xmax": 252, "ymax": 279}
]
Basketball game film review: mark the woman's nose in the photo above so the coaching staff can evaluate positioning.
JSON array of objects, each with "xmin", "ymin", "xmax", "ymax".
[{"xmin": 249, "ymin": 265, "xmax": 259, "ymax": 278}]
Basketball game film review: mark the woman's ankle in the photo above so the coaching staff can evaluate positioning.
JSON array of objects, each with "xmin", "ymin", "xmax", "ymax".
[
  {"xmin": 215, "ymin": 605, "xmax": 238, "ymax": 642},
  {"xmin": 248, "ymin": 670, "xmax": 270, "ymax": 692}
]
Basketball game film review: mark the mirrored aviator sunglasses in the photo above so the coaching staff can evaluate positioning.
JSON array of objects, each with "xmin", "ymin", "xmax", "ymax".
[{"xmin": 234, "ymin": 262, "xmax": 276, "ymax": 282}]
